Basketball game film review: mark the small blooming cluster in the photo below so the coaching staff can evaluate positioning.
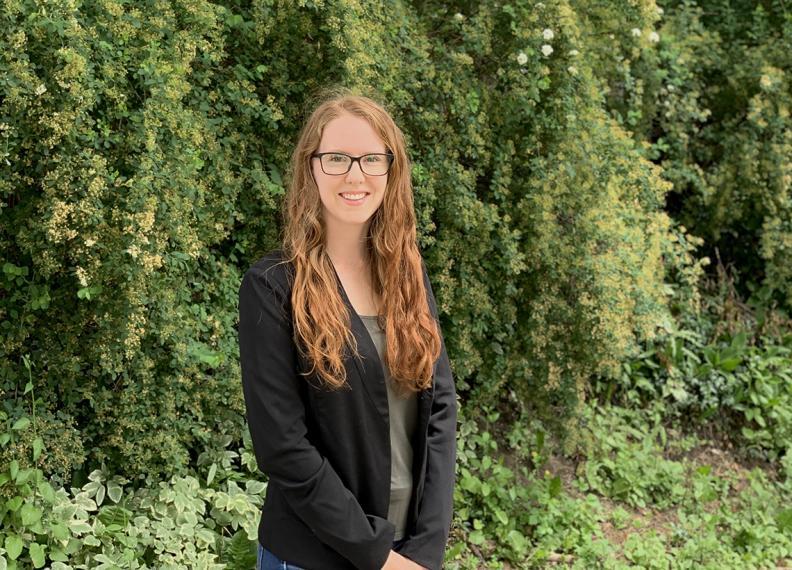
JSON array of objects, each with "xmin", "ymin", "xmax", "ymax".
[
  {"xmin": 541, "ymin": 27, "xmax": 554, "ymax": 57},
  {"xmin": 516, "ymin": 27, "xmax": 556, "ymax": 66},
  {"xmin": 632, "ymin": 27, "xmax": 660, "ymax": 43}
]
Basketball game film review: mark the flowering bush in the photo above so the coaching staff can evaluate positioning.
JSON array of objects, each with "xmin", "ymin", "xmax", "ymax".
[{"xmin": 0, "ymin": 0, "xmax": 696, "ymax": 479}]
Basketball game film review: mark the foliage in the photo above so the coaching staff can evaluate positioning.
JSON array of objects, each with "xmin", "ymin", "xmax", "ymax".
[
  {"xmin": 2, "ymin": 0, "xmax": 790, "ymax": 567},
  {"xmin": 0, "ymin": 413, "xmax": 266, "ymax": 570},
  {"xmin": 576, "ymin": 405, "xmax": 689, "ymax": 509},
  {"xmin": 576, "ymin": 0, "xmax": 792, "ymax": 307},
  {"xmin": 600, "ymin": 265, "xmax": 792, "ymax": 463},
  {"xmin": 2, "ymin": 380, "xmax": 790, "ymax": 568},
  {"xmin": 0, "ymin": 0, "xmax": 692, "ymax": 480},
  {"xmin": 448, "ymin": 399, "xmax": 791, "ymax": 569}
]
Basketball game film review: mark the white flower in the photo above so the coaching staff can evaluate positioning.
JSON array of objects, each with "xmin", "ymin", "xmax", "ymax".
[
  {"xmin": 75, "ymin": 267, "xmax": 89, "ymax": 288},
  {"xmin": 569, "ymin": 49, "xmax": 579, "ymax": 57},
  {"xmin": 85, "ymin": 238, "xmax": 96, "ymax": 247},
  {"xmin": 543, "ymin": 28, "xmax": 554, "ymax": 40},
  {"xmin": 656, "ymin": 7, "xmax": 664, "ymax": 16},
  {"xmin": 35, "ymin": 83, "xmax": 47, "ymax": 96},
  {"xmin": 567, "ymin": 65, "xmax": 578, "ymax": 75},
  {"xmin": 541, "ymin": 44, "xmax": 553, "ymax": 56},
  {"xmin": 649, "ymin": 31, "xmax": 660, "ymax": 43},
  {"xmin": 453, "ymin": 12, "xmax": 465, "ymax": 22},
  {"xmin": 517, "ymin": 51, "xmax": 528, "ymax": 65},
  {"xmin": 668, "ymin": 84, "xmax": 675, "ymax": 92},
  {"xmin": 631, "ymin": 28, "xmax": 642, "ymax": 37}
]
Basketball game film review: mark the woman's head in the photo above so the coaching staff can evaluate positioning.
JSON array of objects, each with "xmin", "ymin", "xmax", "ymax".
[
  {"xmin": 310, "ymin": 111, "xmax": 390, "ymax": 230},
  {"xmin": 279, "ymin": 87, "xmax": 441, "ymax": 393},
  {"xmin": 283, "ymin": 89, "xmax": 415, "ymax": 255}
]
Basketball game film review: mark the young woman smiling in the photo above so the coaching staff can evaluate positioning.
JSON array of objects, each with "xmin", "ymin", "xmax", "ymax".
[{"xmin": 239, "ymin": 89, "xmax": 458, "ymax": 570}]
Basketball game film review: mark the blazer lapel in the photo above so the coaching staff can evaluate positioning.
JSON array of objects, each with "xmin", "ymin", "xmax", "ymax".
[{"xmin": 329, "ymin": 263, "xmax": 390, "ymax": 426}]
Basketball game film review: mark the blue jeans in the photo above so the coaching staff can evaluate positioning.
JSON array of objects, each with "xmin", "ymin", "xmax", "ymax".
[{"xmin": 257, "ymin": 538, "xmax": 409, "ymax": 570}]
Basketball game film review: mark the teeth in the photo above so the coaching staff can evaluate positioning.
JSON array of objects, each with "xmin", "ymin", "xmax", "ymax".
[{"xmin": 341, "ymin": 193, "xmax": 366, "ymax": 200}]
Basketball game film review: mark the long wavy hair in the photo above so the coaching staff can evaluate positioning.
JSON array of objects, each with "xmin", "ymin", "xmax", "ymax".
[{"xmin": 277, "ymin": 87, "xmax": 441, "ymax": 395}]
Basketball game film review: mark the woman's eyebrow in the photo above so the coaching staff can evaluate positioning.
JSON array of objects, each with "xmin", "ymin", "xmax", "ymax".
[{"xmin": 323, "ymin": 149, "xmax": 386, "ymax": 154}]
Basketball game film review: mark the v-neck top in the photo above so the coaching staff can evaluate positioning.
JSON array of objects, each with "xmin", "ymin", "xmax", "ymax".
[{"xmin": 357, "ymin": 313, "xmax": 419, "ymax": 540}]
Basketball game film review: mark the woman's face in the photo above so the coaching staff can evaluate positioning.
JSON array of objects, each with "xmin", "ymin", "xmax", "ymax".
[{"xmin": 312, "ymin": 112, "xmax": 389, "ymax": 230}]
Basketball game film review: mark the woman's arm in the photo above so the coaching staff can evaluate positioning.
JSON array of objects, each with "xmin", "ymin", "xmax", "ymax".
[
  {"xmin": 396, "ymin": 262, "xmax": 458, "ymax": 570},
  {"xmin": 239, "ymin": 266, "xmax": 396, "ymax": 569}
]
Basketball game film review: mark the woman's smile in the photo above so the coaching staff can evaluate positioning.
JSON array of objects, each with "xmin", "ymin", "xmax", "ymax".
[{"xmin": 338, "ymin": 191, "xmax": 370, "ymax": 205}]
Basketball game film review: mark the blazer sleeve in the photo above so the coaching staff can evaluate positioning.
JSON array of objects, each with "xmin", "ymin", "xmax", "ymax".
[
  {"xmin": 397, "ymin": 262, "xmax": 459, "ymax": 570},
  {"xmin": 238, "ymin": 267, "xmax": 396, "ymax": 570}
]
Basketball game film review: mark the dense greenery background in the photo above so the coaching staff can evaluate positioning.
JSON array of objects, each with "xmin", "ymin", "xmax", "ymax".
[{"xmin": 1, "ymin": 0, "xmax": 789, "ymax": 568}]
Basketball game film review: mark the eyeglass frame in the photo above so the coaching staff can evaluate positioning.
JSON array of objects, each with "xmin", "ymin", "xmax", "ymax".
[{"xmin": 310, "ymin": 152, "xmax": 395, "ymax": 176}]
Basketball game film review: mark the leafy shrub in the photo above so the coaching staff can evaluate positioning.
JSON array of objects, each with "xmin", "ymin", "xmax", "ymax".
[
  {"xmin": 604, "ymin": 292, "xmax": 792, "ymax": 463},
  {"xmin": 575, "ymin": 405, "xmax": 689, "ymax": 509},
  {"xmin": 0, "ymin": 0, "xmax": 694, "ymax": 480},
  {"xmin": 0, "ymin": 418, "xmax": 266, "ymax": 569},
  {"xmin": 578, "ymin": 0, "xmax": 792, "ymax": 307}
]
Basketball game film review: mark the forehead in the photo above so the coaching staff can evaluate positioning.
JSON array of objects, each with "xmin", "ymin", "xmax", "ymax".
[{"xmin": 318, "ymin": 113, "xmax": 387, "ymax": 154}]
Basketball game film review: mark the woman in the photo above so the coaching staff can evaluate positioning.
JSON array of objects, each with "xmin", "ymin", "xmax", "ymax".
[{"xmin": 238, "ymin": 89, "xmax": 457, "ymax": 570}]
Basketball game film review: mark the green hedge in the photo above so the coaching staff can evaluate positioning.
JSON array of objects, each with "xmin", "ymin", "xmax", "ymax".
[
  {"xmin": 0, "ymin": 0, "xmax": 697, "ymax": 481},
  {"xmin": 576, "ymin": 0, "xmax": 792, "ymax": 307}
]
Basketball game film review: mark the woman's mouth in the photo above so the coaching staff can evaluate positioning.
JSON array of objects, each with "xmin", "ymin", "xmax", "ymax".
[{"xmin": 339, "ymin": 192, "xmax": 369, "ymax": 205}]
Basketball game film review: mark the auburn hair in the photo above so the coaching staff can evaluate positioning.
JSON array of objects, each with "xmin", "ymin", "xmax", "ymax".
[{"xmin": 275, "ymin": 86, "xmax": 441, "ymax": 395}]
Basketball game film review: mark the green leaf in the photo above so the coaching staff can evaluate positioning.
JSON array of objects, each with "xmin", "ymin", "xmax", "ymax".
[
  {"xmin": 32, "ymin": 437, "xmax": 44, "ymax": 462},
  {"xmin": 107, "ymin": 481, "xmax": 123, "ymax": 503},
  {"xmin": 50, "ymin": 523, "xmax": 69, "ymax": 541},
  {"xmin": 20, "ymin": 503, "xmax": 42, "ymax": 526},
  {"xmin": 11, "ymin": 417, "xmax": 30, "ymax": 431},
  {"xmin": 469, "ymin": 529, "xmax": 486, "ymax": 545},
  {"xmin": 68, "ymin": 520, "xmax": 92, "ymax": 534},
  {"xmin": 719, "ymin": 357, "xmax": 742, "ymax": 372},
  {"xmin": 29, "ymin": 542, "xmax": 45, "ymax": 568},
  {"xmin": 4, "ymin": 536, "xmax": 23, "ymax": 560},
  {"xmin": 38, "ymin": 480, "xmax": 56, "ymax": 503}
]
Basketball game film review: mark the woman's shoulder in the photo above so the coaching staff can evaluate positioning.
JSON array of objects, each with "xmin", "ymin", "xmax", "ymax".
[{"xmin": 242, "ymin": 248, "xmax": 295, "ymax": 301}]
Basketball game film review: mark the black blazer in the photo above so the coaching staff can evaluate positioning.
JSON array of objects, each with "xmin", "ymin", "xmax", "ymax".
[{"xmin": 238, "ymin": 249, "xmax": 458, "ymax": 570}]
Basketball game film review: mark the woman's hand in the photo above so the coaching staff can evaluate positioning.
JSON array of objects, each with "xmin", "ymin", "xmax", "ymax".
[{"xmin": 381, "ymin": 550, "xmax": 427, "ymax": 569}]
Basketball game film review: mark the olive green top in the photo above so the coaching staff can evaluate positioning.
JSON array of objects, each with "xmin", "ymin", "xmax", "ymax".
[{"xmin": 357, "ymin": 313, "xmax": 419, "ymax": 541}]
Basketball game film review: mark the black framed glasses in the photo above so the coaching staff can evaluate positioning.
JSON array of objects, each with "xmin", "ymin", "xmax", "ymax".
[{"xmin": 311, "ymin": 152, "xmax": 394, "ymax": 176}]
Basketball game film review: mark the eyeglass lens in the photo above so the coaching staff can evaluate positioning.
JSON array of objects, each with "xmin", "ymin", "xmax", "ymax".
[{"xmin": 320, "ymin": 154, "xmax": 390, "ymax": 175}]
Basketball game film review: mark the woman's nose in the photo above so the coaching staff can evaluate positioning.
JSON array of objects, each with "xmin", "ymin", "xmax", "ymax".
[{"xmin": 346, "ymin": 159, "xmax": 365, "ymax": 180}]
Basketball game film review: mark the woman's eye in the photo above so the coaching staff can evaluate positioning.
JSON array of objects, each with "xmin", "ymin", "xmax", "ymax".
[
  {"xmin": 365, "ymin": 155, "xmax": 382, "ymax": 163},
  {"xmin": 328, "ymin": 154, "xmax": 347, "ymax": 162}
]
